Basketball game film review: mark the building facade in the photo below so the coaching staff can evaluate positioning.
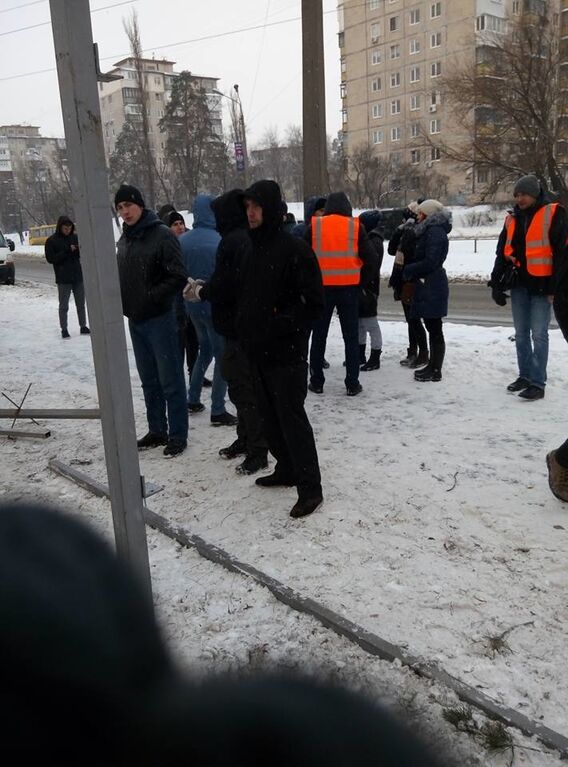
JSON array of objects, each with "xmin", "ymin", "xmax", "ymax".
[
  {"xmin": 98, "ymin": 57, "xmax": 222, "ymax": 176},
  {"xmin": 338, "ymin": 0, "xmax": 564, "ymax": 204}
]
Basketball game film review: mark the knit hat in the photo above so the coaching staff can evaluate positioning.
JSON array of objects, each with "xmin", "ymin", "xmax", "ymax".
[
  {"xmin": 417, "ymin": 199, "xmax": 444, "ymax": 217},
  {"xmin": 167, "ymin": 210, "xmax": 185, "ymax": 228},
  {"xmin": 407, "ymin": 201, "xmax": 420, "ymax": 215},
  {"xmin": 513, "ymin": 174, "xmax": 541, "ymax": 199},
  {"xmin": 114, "ymin": 184, "xmax": 145, "ymax": 209}
]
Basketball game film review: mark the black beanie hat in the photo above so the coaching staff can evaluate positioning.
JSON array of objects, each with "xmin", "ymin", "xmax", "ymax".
[
  {"xmin": 114, "ymin": 184, "xmax": 145, "ymax": 209},
  {"xmin": 513, "ymin": 174, "xmax": 541, "ymax": 199},
  {"xmin": 167, "ymin": 210, "xmax": 185, "ymax": 228}
]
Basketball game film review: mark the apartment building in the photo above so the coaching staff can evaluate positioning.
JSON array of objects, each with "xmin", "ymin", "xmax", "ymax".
[
  {"xmin": 98, "ymin": 57, "xmax": 222, "ymax": 174},
  {"xmin": 338, "ymin": 0, "xmax": 563, "ymax": 204}
]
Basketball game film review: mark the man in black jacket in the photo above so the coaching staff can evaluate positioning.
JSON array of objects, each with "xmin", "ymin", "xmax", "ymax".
[
  {"xmin": 115, "ymin": 184, "xmax": 188, "ymax": 457},
  {"xmin": 238, "ymin": 180, "xmax": 325, "ymax": 518},
  {"xmin": 44, "ymin": 216, "xmax": 89, "ymax": 339}
]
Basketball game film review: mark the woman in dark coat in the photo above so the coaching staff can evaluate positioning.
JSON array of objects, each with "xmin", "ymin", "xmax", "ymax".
[
  {"xmin": 387, "ymin": 202, "xmax": 428, "ymax": 367},
  {"xmin": 402, "ymin": 199, "xmax": 450, "ymax": 382}
]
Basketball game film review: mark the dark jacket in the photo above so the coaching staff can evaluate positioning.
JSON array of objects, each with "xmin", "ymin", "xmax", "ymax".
[
  {"xmin": 236, "ymin": 180, "xmax": 324, "ymax": 365},
  {"xmin": 403, "ymin": 211, "xmax": 451, "ymax": 319},
  {"xmin": 358, "ymin": 210, "xmax": 384, "ymax": 317},
  {"xmin": 554, "ymin": 245, "xmax": 568, "ymax": 343},
  {"xmin": 492, "ymin": 193, "xmax": 568, "ymax": 296},
  {"xmin": 291, "ymin": 195, "xmax": 327, "ymax": 238},
  {"xmin": 303, "ymin": 192, "xmax": 378, "ymax": 290},
  {"xmin": 387, "ymin": 216, "xmax": 419, "ymax": 300},
  {"xmin": 44, "ymin": 216, "xmax": 83, "ymax": 285},
  {"xmin": 199, "ymin": 190, "xmax": 250, "ymax": 339},
  {"xmin": 116, "ymin": 209, "xmax": 187, "ymax": 322}
]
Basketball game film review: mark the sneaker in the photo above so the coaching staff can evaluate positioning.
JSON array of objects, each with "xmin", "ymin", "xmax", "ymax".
[
  {"xmin": 255, "ymin": 472, "xmax": 296, "ymax": 487},
  {"xmin": 137, "ymin": 431, "xmax": 168, "ymax": 449},
  {"xmin": 308, "ymin": 382, "xmax": 323, "ymax": 394},
  {"xmin": 202, "ymin": 376, "xmax": 212, "ymax": 388},
  {"xmin": 211, "ymin": 411, "xmax": 238, "ymax": 427},
  {"xmin": 236, "ymin": 454, "xmax": 269, "ymax": 475},
  {"xmin": 163, "ymin": 439, "xmax": 187, "ymax": 457},
  {"xmin": 188, "ymin": 402, "xmax": 205, "ymax": 413},
  {"xmin": 219, "ymin": 439, "xmax": 247, "ymax": 459},
  {"xmin": 80, "ymin": 326, "xmax": 91, "ymax": 335},
  {"xmin": 61, "ymin": 329, "xmax": 70, "ymax": 339},
  {"xmin": 546, "ymin": 450, "xmax": 568, "ymax": 502},
  {"xmin": 346, "ymin": 383, "xmax": 363, "ymax": 396},
  {"xmin": 518, "ymin": 384, "xmax": 544, "ymax": 400},
  {"xmin": 507, "ymin": 376, "xmax": 531, "ymax": 393},
  {"xmin": 290, "ymin": 495, "xmax": 323, "ymax": 518}
]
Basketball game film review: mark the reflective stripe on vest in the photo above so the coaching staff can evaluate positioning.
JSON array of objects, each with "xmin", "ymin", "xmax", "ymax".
[
  {"xmin": 312, "ymin": 215, "xmax": 363, "ymax": 286},
  {"xmin": 503, "ymin": 203, "xmax": 557, "ymax": 277}
]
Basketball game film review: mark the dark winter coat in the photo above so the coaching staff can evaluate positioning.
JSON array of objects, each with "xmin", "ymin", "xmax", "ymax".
[
  {"xmin": 387, "ymin": 217, "xmax": 419, "ymax": 300},
  {"xmin": 403, "ymin": 212, "xmax": 451, "ymax": 320},
  {"xmin": 236, "ymin": 180, "xmax": 324, "ymax": 365},
  {"xmin": 116, "ymin": 209, "xmax": 187, "ymax": 322},
  {"xmin": 554, "ymin": 240, "xmax": 568, "ymax": 344},
  {"xmin": 303, "ymin": 192, "xmax": 378, "ymax": 290},
  {"xmin": 44, "ymin": 216, "xmax": 83, "ymax": 285},
  {"xmin": 358, "ymin": 210, "xmax": 384, "ymax": 318},
  {"xmin": 198, "ymin": 189, "xmax": 250, "ymax": 339},
  {"xmin": 492, "ymin": 192, "xmax": 568, "ymax": 296}
]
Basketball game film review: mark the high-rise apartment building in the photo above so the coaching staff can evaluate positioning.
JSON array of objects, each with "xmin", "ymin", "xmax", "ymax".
[
  {"xmin": 98, "ymin": 57, "xmax": 222, "ymax": 175},
  {"xmin": 338, "ymin": 0, "xmax": 564, "ymax": 204}
]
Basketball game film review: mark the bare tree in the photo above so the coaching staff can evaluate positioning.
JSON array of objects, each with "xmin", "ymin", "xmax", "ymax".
[{"xmin": 439, "ymin": 8, "xmax": 568, "ymax": 203}]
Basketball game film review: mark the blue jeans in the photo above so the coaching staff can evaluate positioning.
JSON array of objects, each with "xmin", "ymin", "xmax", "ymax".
[
  {"xmin": 129, "ymin": 309, "xmax": 188, "ymax": 442},
  {"xmin": 186, "ymin": 303, "xmax": 227, "ymax": 416},
  {"xmin": 310, "ymin": 285, "xmax": 360, "ymax": 389},
  {"xmin": 510, "ymin": 287, "xmax": 551, "ymax": 389}
]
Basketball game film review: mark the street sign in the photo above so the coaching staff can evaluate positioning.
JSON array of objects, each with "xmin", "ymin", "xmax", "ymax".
[{"xmin": 234, "ymin": 141, "xmax": 245, "ymax": 172}]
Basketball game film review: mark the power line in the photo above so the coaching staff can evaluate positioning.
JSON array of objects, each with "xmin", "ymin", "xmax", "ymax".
[
  {"xmin": 0, "ymin": 0, "xmax": 45, "ymax": 13},
  {"xmin": 0, "ymin": 0, "xmax": 138, "ymax": 36},
  {"xmin": 247, "ymin": 0, "xmax": 272, "ymax": 116}
]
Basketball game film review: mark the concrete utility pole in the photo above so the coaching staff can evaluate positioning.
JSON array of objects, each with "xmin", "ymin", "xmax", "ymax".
[
  {"xmin": 49, "ymin": 0, "xmax": 152, "ymax": 596},
  {"xmin": 301, "ymin": 0, "xmax": 329, "ymax": 198}
]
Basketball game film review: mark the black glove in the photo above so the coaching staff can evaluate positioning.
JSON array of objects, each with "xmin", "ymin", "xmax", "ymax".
[{"xmin": 491, "ymin": 287, "xmax": 508, "ymax": 307}]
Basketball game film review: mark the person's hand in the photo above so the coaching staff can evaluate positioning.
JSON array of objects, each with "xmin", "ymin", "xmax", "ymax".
[
  {"xmin": 183, "ymin": 278, "xmax": 204, "ymax": 302},
  {"xmin": 491, "ymin": 287, "xmax": 508, "ymax": 307}
]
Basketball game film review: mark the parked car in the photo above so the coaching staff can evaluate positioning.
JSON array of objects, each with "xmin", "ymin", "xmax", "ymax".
[{"xmin": 0, "ymin": 229, "xmax": 15, "ymax": 285}]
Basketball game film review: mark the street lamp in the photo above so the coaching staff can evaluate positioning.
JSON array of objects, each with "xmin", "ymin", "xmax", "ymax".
[{"xmin": 213, "ymin": 85, "xmax": 248, "ymax": 184}]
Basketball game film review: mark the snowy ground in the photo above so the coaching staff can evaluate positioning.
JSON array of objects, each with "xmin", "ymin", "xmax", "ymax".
[{"xmin": 2, "ymin": 255, "xmax": 568, "ymax": 764}]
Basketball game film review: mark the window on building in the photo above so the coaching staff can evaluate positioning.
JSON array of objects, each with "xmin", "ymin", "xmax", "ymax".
[
  {"xmin": 342, "ymin": 109, "xmax": 348, "ymax": 124},
  {"xmin": 372, "ymin": 102, "xmax": 383, "ymax": 119},
  {"xmin": 340, "ymin": 82, "xmax": 347, "ymax": 98},
  {"xmin": 431, "ymin": 147, "xmax": 441, "ymax": 161},
  {"xmin": 410, "ymin": 8, "xmax": 420, "ymax": 24},
  {"xmin": 371, "ymin": 77, "xmax": 382, "ymax": 92},
  {"xmin": 477, "ymin": 168, "xmax": 489, "ymax": 183},
  {"xmin": 411, "ymin": 149, "xmax": 420, "ymax": 164},
  {"xmin": 372, "ymin": 129, "xmax": 384, "ymax": 144},
  {"xmin": 391, "ymin": 126, "xmax": 402, "ymax": 142},
  {"xmin": 338, "ymin": 31, "xmax": 345, "ymax": 47},
  {"xmin": 476, "ymin": 14, "xmax": 506, "ymax": 33},
  {"xmin": 431, "ymin": 90, "xmax": 441, "ymax": 106},
  {"xmin": 389, "ymin": 16, "xmax": 399, "ymax": 32},
  {"xmin": 390, "ymin": 99, "xmax": 401, "ymax": 115},
  {"xmin": 512, "ymin": 0, "xmax": 520, "ymax": 13},
  {"xmin": 431, "ymin": 61, "xmax": 442, "ymax": 77},
  {"xmin": 410, "ymin": 123, "xmax": 420, "ymax": 138},
  {"xmin": 410, "ymin": 38, "xmax": 421, "ymax": 54},
  {"xmin": 369, "ymin": 0, "xmax": 380, "ymax": 8},
  {"xmin": 154, "ymin": 76, "xmax": 160, "ymax": 85},
  {"xmin": 371, "ymin": 48, "xmax": 381, "ymax": 65},
  {"xmin": 390, "ymin": 72, "xmax": 401, "ymax": 87},
  {"xmin": 410, "ymin": 66, "xmax": 420, "ymax": 83},
  {"xmin": 431, "ymin": 2, "xmax": 441, "ymax": 18},
  {"xmin": 431, "ymin": 31, "xmax": 442, "ymax": 47},
  {"xmin": 410, "ymin": 94, "xmax": 421, "ymax": 110},
  {"xmin": 371, "ymin": 22, "xmax": 380, "ymax": 42},
  {"xmin": 430, "ymin": 119, "xmax": 441, "ymax": 134},
  {"xmin": 341, "ymin": 56, "xmax": 346, "ymax": 73},
  {"xmin": 155, "ymin": 92, "xmax": 162, "ymax": 100},
  {"xmin": 390, "ymin": 44, "xmax": 400, "ymax": 59}
]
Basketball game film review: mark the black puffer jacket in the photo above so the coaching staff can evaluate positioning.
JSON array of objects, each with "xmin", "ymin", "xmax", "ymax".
[
  {"xmin": 116, "ymin": 210, "xmax": 187, "ymax": 322},
  {"xmin": 236, "ymin": 180, "xmax": 324, "ymax": 365},
  {"xmin": 199, "ymin": 189, "xmax": 250, "ymax": 339},
  {"xmin": 492, "ymin": 192, "xmax": 568, "ymax": 296},
  {"xmin": 44, "ymin": 216, "xmax": 83, "ymax": 285}
]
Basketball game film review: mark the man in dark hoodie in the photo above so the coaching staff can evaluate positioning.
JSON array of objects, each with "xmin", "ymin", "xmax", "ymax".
[
  {"xmin": 115, "ymin": 184, "xmax": 188, "ymax": 457},
  {"xmin": 237, "ymin": 180, "xmax": 325, "ymax": 519},
  {"xmin": 305, "ymin": 192, "xmax": 378, "ymax": 396},
  {"xmin": 44, "ymin": 216, "xmax": 89, "ymax": 339},
  {"xmin": 491, "ymin": 174, "xmax": 568, "ymax": 400}
]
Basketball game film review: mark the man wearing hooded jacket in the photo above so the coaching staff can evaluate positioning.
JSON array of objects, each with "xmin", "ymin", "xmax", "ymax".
[
  {"xmin": 237, "ymin": 180, "xmax": 325, "ymax": 519},
  {"xmin": 115, "ymin": 184, "xmax": 188, "ymax": 457},
  {"xmin": 491, "ymin": 174, "xmax": 568, "ymax": 400}
]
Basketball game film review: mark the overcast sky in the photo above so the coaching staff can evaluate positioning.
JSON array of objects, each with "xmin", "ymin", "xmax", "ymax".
[{"xmin": 0, "ymin": 0, "xmax": 342, "ymax": 147}]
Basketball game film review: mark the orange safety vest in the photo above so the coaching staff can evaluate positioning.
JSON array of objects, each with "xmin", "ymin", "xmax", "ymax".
[
  {"xmin": 311, "ymin": 214, "xmax": 363, "ymax": 287},
  {"xmin": 504, "ymin": 203, "xmax": 557, "ymax": 277}
]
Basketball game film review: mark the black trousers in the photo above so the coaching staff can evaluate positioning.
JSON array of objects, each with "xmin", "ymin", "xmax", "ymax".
[
  {"xmin": 252, "ymin": 359, "xmax": 322, "ymax": 500},
  {"xmin": 178, "ymin": 315, "xmax": 199, "ymax": 378},
  {"xmin": 402, "ymin": 302, "xmax": 427, "ymax": 353},
  {"xmin": 221, "ymin": 339, "xmax": 267, "ymax": 458}
]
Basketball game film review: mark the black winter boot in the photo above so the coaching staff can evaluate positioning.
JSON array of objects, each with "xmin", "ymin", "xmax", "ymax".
[
  {"xmin": 415, "ymin": 337, "xmax": 445, "ymax": 382},
  {"xmin": 408, "ymin": 349, "xmax": 429, "ymax": 369},
  {"xmin": 400, "ymin": 347, "xmax": 417, "ymax": 366},
  {"xmin": 359, "ymin": 344, "xmax": 367, "ymax": 366},
  {"xmin": 360, "ymin": 348, "xmax": 382, "ymax": 371}
]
